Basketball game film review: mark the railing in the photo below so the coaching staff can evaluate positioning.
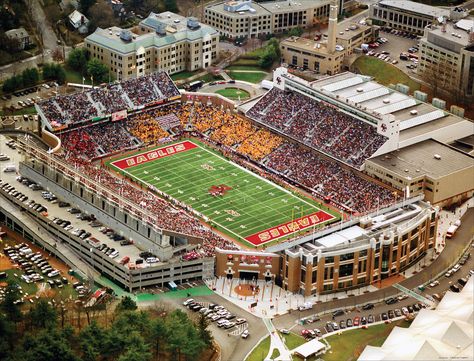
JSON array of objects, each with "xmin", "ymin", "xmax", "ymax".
[{"xmin": 19, "ymin": 140, "xmax": 200, "ymax": 238}]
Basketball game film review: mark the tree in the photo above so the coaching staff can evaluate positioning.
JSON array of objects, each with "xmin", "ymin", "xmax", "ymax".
[
  {"xmin": 2, "ymin": 75, "xmax": 23, "ymax": 93},
  {"xmin": 118, "ymin": 332, "xmax": 152, "ymax": 361},
  {"xmin": 21, "ymin": 68, "xmax": 40, "ymax": 88},
  {"xmin": 164, "ymin": 0, "xmax": 178, "ymax": 13},
  {"xmin": 116, "ymin": 296, "xmax": 137, "ymax": 312},
  {"xmin": 21, "ymin": 329, "xmax": 80, "ymax": 361},
  {"xmin": 143, "ymin": 0, "xmax": 165, "ymax": 14},
  {"xmin": 288, "ymin": 27, "xmax": 303, "ymax": 37},
  {"xmin": 258, "ymin": 46, "xmax": 277, "ymax": 69},
  {"xmin": 27, "ymin": 299, "xmax": 57, "ymax": 330},
  {"xmin": 87, "ymin": 58, "xmax": 109, "ymax": 83},
  {"xmin": 67, "ymin": 48, "xmax": 89, "ymax": 74},
  {"xmin": 43, "ymin": 63, "xmax": 66, "ymax": 84},
  {"xmin": 80, "ymin": 0, "xmax": 97, "ymax": 15},
  {"xmin": 0, "ymin": 281, "xmax": 22, "ymax": 323},
  {"xmin": 197, "ymin": 314, "xmax": 212, "ymax": 346},
  {"xmin": 151, "ymin": 317, "xmax": 167, "ymax": 358},
  {"xmin": 89, "ymin": 1, "xmax": 116, "ymax": 30}
]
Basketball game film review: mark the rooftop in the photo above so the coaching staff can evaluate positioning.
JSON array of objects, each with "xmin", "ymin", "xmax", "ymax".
[
  {"xmin": 426, "ymin": 18, "xmax": 474, "ymax": 48},
  {"xmin": 377, "ymin": 0, "xmax": 449, "ymax": 18},
  {"xmin": 368, "ymin": 139, "xmax": 474, "ymax": 180},
  {"xmin": 207, "ymin": 0, "xmax": 329, "ymax": 16},
  {"xmin": 86, "ymin": 12, "xmax": 218, "ymax": 53}
]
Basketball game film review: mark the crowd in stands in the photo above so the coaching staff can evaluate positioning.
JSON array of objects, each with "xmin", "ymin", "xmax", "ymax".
[
  {"xmin": 237, "ymin": 129, "xmax": 283, "ymax": 161},
  {"xmin": 63, "ymin": 156, "xmax": 238, "ymax": 257},
  {"xmin": 246, "ymin": 88, "xmax": 387, "ymax": 167},
  {"xmin": 125, "ymin": 112, "xmax": 170, "ymax": 144},
  {"xmin": 266, "ymin": 143, "xmax": 395, "ymax": 213},
  {"xmin": 38, "ymin": 72, "xmax": 180, "ymax": 127}
]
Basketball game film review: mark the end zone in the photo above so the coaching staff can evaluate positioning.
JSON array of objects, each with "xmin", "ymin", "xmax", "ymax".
[
  {"xmin": 245, "ymin": 210, "xmax": 336, "ymax": 246},
  {"xmin": 110, "ymin": 141, "xmax": 197, "ymax": 170}
]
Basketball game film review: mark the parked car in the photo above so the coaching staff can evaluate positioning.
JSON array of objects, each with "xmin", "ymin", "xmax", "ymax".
[{"xmin": 241, "ymin": 330, "xmax": 249, "ymax": 339}]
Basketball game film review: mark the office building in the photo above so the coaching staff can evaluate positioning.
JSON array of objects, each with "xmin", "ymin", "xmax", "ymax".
[
  {"xmin": 204, "ymin": 0, "xmax": 332, "ymax": 39},
  {"xmin": 418, "ymin": 17, "xmax": 474, "ymax": 102},
  {"xmin": 370, "ymin": 0, "xmax": 450, "ymax": 34},
  {"xmin": 85, "ymin": 12, "xmax": 219, "ymax": 80}
]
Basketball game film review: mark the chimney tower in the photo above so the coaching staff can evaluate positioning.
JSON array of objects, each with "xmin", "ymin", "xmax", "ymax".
[{"xmin": 327, "ymin": 0, "xmax": 338, "ymax": 53}]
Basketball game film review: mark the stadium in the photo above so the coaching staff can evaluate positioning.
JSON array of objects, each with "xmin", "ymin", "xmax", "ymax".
[{"xmin": 0, "ymin": 67, "xmax": 451, "ymax": 293}]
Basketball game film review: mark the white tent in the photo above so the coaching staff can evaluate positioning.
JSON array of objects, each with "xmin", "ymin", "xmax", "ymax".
[
  {"xmin": 292, "ymin": 339, "xmax": 325, "ymax": 358},
  {"xmin": 358, "ymin": 277, "xmax": 474, "ymax": 361}
]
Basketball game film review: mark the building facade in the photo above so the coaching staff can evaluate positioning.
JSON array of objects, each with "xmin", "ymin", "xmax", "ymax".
[
  {"xmin": 418, "ymin": 18, "xmax": 474, "ymax": 102},
  {"xmin": 369, "ymin": 0, "xmax": 449, "ymax": 34},
  {"xmin": 204, "ymin": 0, "xmax": 332, "ymax": 39},
  {"xmin": 85, "ymin": 12, "xmax": 219, "ymax": 80},
  {"xmin": 365, "ymin": 139, "xmax": 474, "ymax": 207},
  {"xmin": 283, "ymin": 200, "xmax": 438, "ymax": 295},
  {"xmin": 280, "ymin": 23, "xmax": 376, "ymax": 74},
  {"xmin": 5, "ymin": 27, "xmax": 31, "ymax": 50}
]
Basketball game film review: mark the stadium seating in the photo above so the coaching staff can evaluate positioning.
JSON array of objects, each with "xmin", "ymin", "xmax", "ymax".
[
  {"xmin": 246, "ymin": 88, "xmax": 387, "ymax": 167},
  {"xmin": 37, "ymin": 72, "xmax": 180, "ymax": 127}
]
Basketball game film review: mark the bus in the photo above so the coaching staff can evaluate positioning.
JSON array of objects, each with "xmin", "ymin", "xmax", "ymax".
[
  {"xmin": 186, "ymin": 80, "xmax": 204, "ymax": 92},
  {"xmin": 446, "ymin": 220, "xmax": 461, "ymax": 238}
]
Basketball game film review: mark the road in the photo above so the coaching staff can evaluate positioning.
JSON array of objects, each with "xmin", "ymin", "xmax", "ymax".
[{"xmin": 168, "ymin": 208, "xmax": 473, "ymax": 360}]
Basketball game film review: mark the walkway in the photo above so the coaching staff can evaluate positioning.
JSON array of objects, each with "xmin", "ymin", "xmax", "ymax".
[{"xmin": 262, "ymin": 317, "xmax": 292, "ymax": 361}]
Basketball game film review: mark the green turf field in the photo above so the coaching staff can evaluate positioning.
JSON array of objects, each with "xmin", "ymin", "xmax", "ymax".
[{"xmin": 108, "ymin": 139, "xmax": 339, "ymax": 247}]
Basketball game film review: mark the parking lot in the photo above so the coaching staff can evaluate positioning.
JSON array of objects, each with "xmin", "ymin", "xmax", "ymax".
[{"xmin": 370, "ymin": 29, "xmax": 421, "ymax": 74}]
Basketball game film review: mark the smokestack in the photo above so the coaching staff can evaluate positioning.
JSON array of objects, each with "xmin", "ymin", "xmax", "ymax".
[{"xmin": 327, "ymin": 0, "xmax": 338, "ymax": 54}]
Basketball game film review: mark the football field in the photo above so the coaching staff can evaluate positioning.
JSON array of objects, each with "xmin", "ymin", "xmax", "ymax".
[{"xmin": 108, "ymin": 140, "xmax": 340, "ymax": 247}]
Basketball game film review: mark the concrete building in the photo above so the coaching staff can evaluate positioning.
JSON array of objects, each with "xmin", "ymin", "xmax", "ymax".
[
  {"xmin": 4, "ymin": 27, "xmax": 31, "ymax": 50},
  {"xmin": 280, "ymin": 23, "xmax": 376, "ymax": 75},
  {"xmin": 365, "ymin": 139, "xmax": 474, "ymax": 207},
  {"xmin": 418, "ymin": 18, "xmax": 474, "ymax": 102},
  {"xmin": 68, "ymin": 10, "xmax": 89, "ymax": 34},
  {"xmin": 85, "ymin": 12, "xmax": 219, "ymax": 80},
  {"xmin": 204, "ymin": 0, "xmax": 332, "ymax": 39},
  {"xmin": 370, "ymin": 0, "xmax": 450, "ymax": 34},
  {"xmin": 215, "ymin": 198, "xmax": 438, "ymax": 295}
]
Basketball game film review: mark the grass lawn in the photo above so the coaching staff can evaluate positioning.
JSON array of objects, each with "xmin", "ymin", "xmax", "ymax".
[
  {"xmin": 246, "ymin": 336, "xmax": 270, "ymax": 361},
  {"xmin": 244, "ymin": 47, "xmax": 266, "ymax": 58},
  {"xmin": 228, "ymin": 71, "xmax": 268, "ymax": 84},
  {"xmin": 107, "ymin": 139, "xmax": 339, "ymax": 247},
  {"xmin": 4, "ymin": 269, "xmax": 38, "ymax": 295},
  {"xmin": 171, "ymin": 71, "xmax": 200, "ymax": 81},
  {"xmin": 227, "ymin": 65, "xmax": 265, "ymax": 71},
  {"xmin": 195, "ymin": 73, "xmax": 224, "ymax": 84},
  {"xmin": 270, "ymin": 348, "xmax": 280, "ymax": 359},
  {"xmin": 353, "ymin": 56, "xmax": 420, "ymax": 93},
  {"xmin": 321, "ymin": 320, "xmax": 412, "ymax": 361},
  {"xmin": 65, "ymin": 67, "xmax": 92, "ymax": 85},
  {"xmin": 0, "ymin": 106, "xmax": 37, "ymax": 116},
  {"xmin": 280, "ymin": 332, "xmax": 306, "ymax": 350},
  {"xmin": 215, "ymin": 87, "xmax": 250, "ymax": 100}
]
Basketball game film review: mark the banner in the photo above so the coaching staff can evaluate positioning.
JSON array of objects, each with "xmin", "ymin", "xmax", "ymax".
[{"xmin": 111, "ymin": 109, "xmax": 127, "ymax": 122}]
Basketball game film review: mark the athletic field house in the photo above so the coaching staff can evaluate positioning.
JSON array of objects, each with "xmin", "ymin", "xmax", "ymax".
[{"xmin": 1, "ymin": 67, "xmax": 471, "ymax": 294}]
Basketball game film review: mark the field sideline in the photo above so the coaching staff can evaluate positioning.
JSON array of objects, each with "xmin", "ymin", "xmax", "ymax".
[{"xmin": 107, "ymin": 139, "xmax": 340, "ymax": 247}]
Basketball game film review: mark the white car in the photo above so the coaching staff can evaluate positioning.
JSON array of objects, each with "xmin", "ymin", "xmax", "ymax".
[
  {"xmin": 429, "ymin": 280, "xmax": 440, "ymax": 288},
  {"xmin": 241, "ymin": 330, "xmax": 249, "ymax": 339},
  {"xmin": 183, "ymin": 298, "xmax": 194, "ymax": 306}
]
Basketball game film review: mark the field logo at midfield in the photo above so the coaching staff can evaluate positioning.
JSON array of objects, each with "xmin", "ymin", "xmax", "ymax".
[
  {"xmin": 245, "ymin": 210, "xmax": 335, "ymax": 245},
  {"xmin": 111, "ymin": 141, "xmax": 197, "ymax": 170}
]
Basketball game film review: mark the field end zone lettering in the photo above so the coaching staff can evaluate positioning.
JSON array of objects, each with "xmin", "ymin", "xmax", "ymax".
[
  {"xmin": 111, "ymin": 141, "xmax": 197, "ymax": 170},
  {"xmin": 245, "ymin": 210, "xmax": 334, "ymax": 246}
]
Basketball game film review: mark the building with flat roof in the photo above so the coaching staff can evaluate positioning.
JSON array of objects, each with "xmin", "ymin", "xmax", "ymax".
[
  {"xmin": 280, "ymin": 22, "xmax": 376, "ymax": 75},
  {"xmin": 85, "ymin": 12, "xmax": 219, "ymax": 80},
  {"xmin": 369, "ymin": 0, "xmax": 451, "ymax": 34},
  {"xmin": 204, "ymin": 0, "xmax": 332, "ymax": 39},
  {"xmin": 216, "ymin": 198, "xmax": 438, "ymax": 295},
  {"xmin": 365, "ymin": 139, "xmax": 474, "ymax": 207},
  {"xmin": 5, "ymin": 27, "xmax": 31, "ymax": 50},
  {"xmin": 418, "ymin": 18, "xmax": 474, "ymax": 102}
]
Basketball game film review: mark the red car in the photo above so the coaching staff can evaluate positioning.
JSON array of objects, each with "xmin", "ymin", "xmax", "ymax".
[{"xmin": 353, "ymin": 316, "xmax": 360, "ymax": 326}]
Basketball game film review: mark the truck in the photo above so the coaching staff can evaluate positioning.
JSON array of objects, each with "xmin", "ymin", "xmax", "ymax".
[
  {"xmin": 446, "ymin": 220, "xmax": 461, "ymax": 238},
  {"xmin": 298, "ymin": 301, "xmax": 314, "ymax": 311}
]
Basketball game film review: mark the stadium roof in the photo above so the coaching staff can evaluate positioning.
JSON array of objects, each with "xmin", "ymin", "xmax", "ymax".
[
  {"xmin": 308, "ymin": 72, "xmax": 473, "ymax": 146},
  {"xmin": 377, "ymin": 0, "xmax": 449, "ymax": 19},
  {"xmin": 358, "ymin": 277, "xmax": 474, "ymax": 361},
  {"xmin": 367, "ymin": 139, "xmax": 474, "ymax": 180}
]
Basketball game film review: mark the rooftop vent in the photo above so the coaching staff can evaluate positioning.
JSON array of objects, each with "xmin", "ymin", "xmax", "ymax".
[
  {"xmin": 187, "ymin": 17, "xmax": 200, "ymax": 30},
  {"xmin": 404, "ymin": 169, "xmax": 409, "ymax": 172},
  {"xmin": 410, "ymin": 110, "xmax": 418, "ymax": 115},
  {"xmin": 356, "ymin": 87, "xmax": 363, "ymax": 92},
  {"xmin": 119, "ymin": 30, "xmax": 132, "ymax": 42},
  {"xmin": 434, "ymin": 154, "xmax": 442, "ymax": 160},
  {"xmin": 156, "ymin": 24, "xmax": 166, "ymax": 36},
  {"xmin": 383, "ymin": 98, "xmax": 390, "ymax": 104}
]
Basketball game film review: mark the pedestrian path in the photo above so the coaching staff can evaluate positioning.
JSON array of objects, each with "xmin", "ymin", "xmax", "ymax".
[{"xmin": 263, "ymin": 318, "xmax": 292, "ymax": 361}]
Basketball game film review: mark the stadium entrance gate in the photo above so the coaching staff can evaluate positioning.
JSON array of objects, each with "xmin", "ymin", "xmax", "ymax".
[{"xmin": 239, "ymin": 270, "xmax": 259, "ymax": 281}]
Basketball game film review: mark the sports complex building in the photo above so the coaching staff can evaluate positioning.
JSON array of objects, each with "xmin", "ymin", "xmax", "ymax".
[{"xmin": 0, "ymin": 65, "xmax": 472, "ymax": 294}]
